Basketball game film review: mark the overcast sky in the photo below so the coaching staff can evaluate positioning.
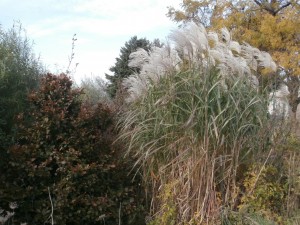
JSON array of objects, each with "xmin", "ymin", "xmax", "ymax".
[{"xmin": 1, "ymin": 0, "xmax": 181, "ymax": 83}]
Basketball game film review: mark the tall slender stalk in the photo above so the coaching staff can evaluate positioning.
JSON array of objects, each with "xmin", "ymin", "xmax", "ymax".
[
  {"xmin": 120, "ymin": 67, "xmax": 270, "ymax": 223},
  {"xmin": 119, "ymin": 23, "xmax": 275, "ymax": 224}
]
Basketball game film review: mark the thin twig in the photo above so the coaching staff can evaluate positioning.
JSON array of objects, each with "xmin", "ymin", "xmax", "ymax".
[
  {"xmin": 66, "ymin": 34, "xmax": 77, "ymax": 75},
  {"xmin": 248, "ymin": 148, "xmax": 273, "ymax": 196},
  {"xmin": 118, "ymin": 202, "xmax": 122, "ymax": 225},
  {"xmin": 48, "ymin": 187, "xmax": 54, "ymax": 225}
]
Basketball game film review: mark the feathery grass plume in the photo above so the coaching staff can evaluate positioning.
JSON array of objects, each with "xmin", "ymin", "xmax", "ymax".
[
  {"xmin": 123, "ymin": 23, "xmax": 276, "ymax": 103},
  {"xmin": 257, "ymin": 52, "xmax": 277, "ymax": 72},
  {"xmin": 221, "ymin": 27, "xmax": 231, "ymax": 44},
  {"xmin": 208, "ymin": 31, "xmax": 219, "ymax": 48},
  {"xmin": 128, "ymin": 48, "xmax": 149, "ymax": 68},
  {"xmin": 269, "ymin": 84, "xmax": 291, "ymax": 118},
  {"xmin": 122, "ymin": 73, "xmax": 149, "ymax": 103},
  {"xmin": 120, "ymin": 22, "xmax": 276, "ymax": 224},
  {"xmin": 125, "ymin": 44, "xmax": 181, "ymax": 103},
  {"xmin": 169, "ymin": 22, "xmax": 209, "ymax": 68},
  {"xmin": 241, "ymin": 43, "xmax": 259, "ymax": 72},
  {"xmin": 229, "ymin": 41, "xmax": 241, "ymax": 55}
]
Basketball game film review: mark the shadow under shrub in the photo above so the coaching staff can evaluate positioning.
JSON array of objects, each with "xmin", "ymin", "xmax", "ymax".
[{"xmin": 5, "ymin": 73, "xmax": 146, "ymax": 225}]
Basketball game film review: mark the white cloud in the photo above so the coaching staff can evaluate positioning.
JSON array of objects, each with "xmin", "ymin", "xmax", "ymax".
[
  {"xmin": 28, "ymin": 0, "xmax": 180, "ymax": 38},
  {"xmin": 5, "ymin": 0, "xmax": 182, "ymax": 83},
  {"xmin": 72, "ymin": 0, "xmax": 170, "ymax": 18}
]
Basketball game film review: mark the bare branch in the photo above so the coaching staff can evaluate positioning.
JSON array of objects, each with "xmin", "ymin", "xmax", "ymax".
[
  {"xmin": 253, "ymin": 0, "xmax": 292, "ymax": 15},
  {"xmin": 253, "ymin": 0, "xmax": 262, "ymax": 7},
  {"xmin": 66, "ymin": 34, "xmax": 78, "ymax": 75},
  {"xmin": 274, "ymin": 2, "xmax": 292, "ymax": 14}
]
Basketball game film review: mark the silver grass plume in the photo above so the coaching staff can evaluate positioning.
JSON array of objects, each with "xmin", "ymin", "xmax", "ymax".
[
  {"xmin": 241, "ymin": 43, "xmax": 277, "ymax": 72},
  {"xmin": 208, "ymin": 31, "xmax": 219, "ymax": 47},
  {"xmin": 221, "ymin": 27, "xmax": 231, "ymax": 44},
  {"xmin": 229, "ymin": 41, "xmax": 241, "ymax": 55},
  {"xmin": 123, "ymin": 23, "xmax": 277, "ymax": 102},
  {"xmin": 122, "ymin": 73, "xmax": 149, "ymax": 103},
  {"xmin": 125, "ymin": 45, "xmax": 181, "ymax": 102},
  {"xmin": 269, "ymin": 84, "xmax": 291, "ymax": 118},
  {"xmin": 128, "ymin": 48, "xmax": 149, "ymax": 69},
  {"xmin": 257, "ymin": 51, "xmax": 277, "ymax": 72},
  {"xmin": 168, "ymin": 23, "xmax": 209, "ymax": 65}
]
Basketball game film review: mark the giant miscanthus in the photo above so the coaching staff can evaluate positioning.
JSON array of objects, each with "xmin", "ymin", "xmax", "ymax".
[{"xmin": 123, "ymin": 23, "xmax": 276, "ymax": 102}]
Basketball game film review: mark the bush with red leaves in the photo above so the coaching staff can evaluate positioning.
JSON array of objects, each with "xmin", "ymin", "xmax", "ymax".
[{"xmin": 6, "ymin": 73, "xmax": 146, "ymax": 225}]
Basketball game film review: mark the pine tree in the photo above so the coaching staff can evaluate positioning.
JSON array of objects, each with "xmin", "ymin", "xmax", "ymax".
[{"xmin": 105, "ymin": 36, "xmax": 163, "ymax": 98}]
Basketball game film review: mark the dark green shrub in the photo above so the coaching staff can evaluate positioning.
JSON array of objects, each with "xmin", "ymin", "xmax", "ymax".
[
  {"xmin": 0, "ymin": 23, "xmax": 44, "ymax": 218},
  {"xmin": 0, "ymin": 22, "xmax": 43, "ymax": 147}
]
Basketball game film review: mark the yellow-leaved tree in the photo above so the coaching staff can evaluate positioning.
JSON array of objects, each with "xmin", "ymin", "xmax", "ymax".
[{"xmin": 168, "ymin": 0, "xmax": 300, "ymax": 122}]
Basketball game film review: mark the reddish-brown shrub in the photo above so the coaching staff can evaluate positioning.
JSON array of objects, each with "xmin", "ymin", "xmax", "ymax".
[{"xmin": 6, "ymin": 73, "xmax": 146, "ymax": 225}]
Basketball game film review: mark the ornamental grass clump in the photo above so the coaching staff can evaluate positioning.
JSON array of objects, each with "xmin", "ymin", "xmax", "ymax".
[{"xmin": 119, "ymin": 23, "xmax": 276, "ymax": 224}]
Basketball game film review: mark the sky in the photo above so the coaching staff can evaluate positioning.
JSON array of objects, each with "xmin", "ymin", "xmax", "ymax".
[{"xmin": 0, "ymin": 0, "xmax": 181, "ymax": 84}]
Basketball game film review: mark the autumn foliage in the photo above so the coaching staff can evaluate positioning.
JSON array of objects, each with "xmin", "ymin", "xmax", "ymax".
[
  {"xmin": 1, "ymin": 7, "xmax": 299, "ymax": 224},
  {"xmin": 168, "ymin": 0, "xmax": 300, "ymax": 118},
  {"xmin": 5, "ymin": 73, "xmax": 146, "ymax": 224}
]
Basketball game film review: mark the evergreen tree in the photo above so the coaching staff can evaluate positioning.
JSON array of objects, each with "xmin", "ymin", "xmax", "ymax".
[{"xmin": 105, "ymin": 36, "xmax": 163, "ymax": 98}]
